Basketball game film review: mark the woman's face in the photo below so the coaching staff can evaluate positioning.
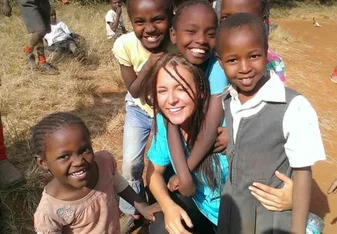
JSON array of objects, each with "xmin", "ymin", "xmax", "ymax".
[{"xmin": 156, "ymin": 64, "xmax": 197, "ymax": 128}]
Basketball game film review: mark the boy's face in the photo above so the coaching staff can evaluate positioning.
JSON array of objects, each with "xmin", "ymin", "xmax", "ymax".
[
  {"xmin": 217, "ymin": 26, "xmax": 267, "ymax": 95},
  {"xmin": 129, "ymin": 0, "xmax": 170, "ymax": 53},
  {"xmin": 111, "ymin": 0, "xmax": 121, "ymax": 11},
  {"xmin": 50, "ymin": 11, "xmax": 57, "ymax": 24},
  {"xmin": 170, "ymin": 4, "xmax": 217, "ymax": 65},
  {"xmin": 220, "ymin": 0, "xmax": 264, "ymax": 22}
]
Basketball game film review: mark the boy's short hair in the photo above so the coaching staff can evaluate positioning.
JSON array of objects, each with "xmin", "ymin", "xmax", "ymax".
[
  {"xmin": 215, "ymin": 12, "xmax": 268, "ymax": 54},
  {"xmin": 126, "ymin": 0, "xmax": 173, "ymax": 19}
]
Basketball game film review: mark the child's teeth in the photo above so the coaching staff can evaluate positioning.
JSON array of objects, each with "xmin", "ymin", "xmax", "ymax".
[
  {"xmin": 191, "ymin": 48, "xmax": 205, "ymax": 54},
  {"xmin": 147, "ymin": 36, "xmax": 158, "ymax": 42}
]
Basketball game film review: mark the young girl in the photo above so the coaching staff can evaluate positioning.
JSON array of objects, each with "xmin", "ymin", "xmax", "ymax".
[
  {"xmin": 32, "ymin": 112, "xmax": 160, "ymax": 234},
  {"xmin": 112, "ymin": 0, "xmax": 175, "ymax": 226},
  {"xmin": 216, "ymin": 13, "xmax": 325, "ymax": 233},
  {"xmin": 166, "ymin": 0, "xmax": 291, "ymax": 203},
  {"xmin": 145, "ymin": 53, "xmax": 228, "ymax": 234}
]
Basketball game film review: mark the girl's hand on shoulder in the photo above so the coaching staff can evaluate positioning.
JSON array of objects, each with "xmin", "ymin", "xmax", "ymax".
[
  {"xmin": 138, "ymin": 202, "xmax": 161, "ymax": 221},
  {"xmin": 327, "ymin": 178, "xmax": 337, "ymax": 194},
  {"xmin": 249, "ymin": 171, "xmax": 293, "ymax": 211},
  {"xmin": 163, "ymin": 204, "xmax": 193, "ymax": 234}
]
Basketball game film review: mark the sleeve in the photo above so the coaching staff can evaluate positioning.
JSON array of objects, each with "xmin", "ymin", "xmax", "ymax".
[
  {"xmin": 105, "ymin": 11, "xmax": 114, "ymax": 23},
  {"xmin": 60, "ymin": 22, "xmax": 72, "ymax": 35},
  {"xmin": 34, "ymin": 211, "xmax": 63, "ymax": 234},
  {"xmin": 112, "ymin": 36, "xmax": 132, "ymax": 67},
  {"xmin": 113, "ymin": 171, "xmax": 129, "ymax": 193},
  {"xmin": 208, "ymin": 59, "xmax": 229, "ymax": 95},
  {"xmin": 147, "ymin": 115, "xmax": 171, "ymax": 166},
  {"xmin": 283, "ymin": 95, "xmax": 326, "ymax": 168}
]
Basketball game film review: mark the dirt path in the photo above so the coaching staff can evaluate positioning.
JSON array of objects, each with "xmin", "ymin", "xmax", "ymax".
[{"xmin": 275, "ymin": 18, "xmax": 337, "ymax": 233}]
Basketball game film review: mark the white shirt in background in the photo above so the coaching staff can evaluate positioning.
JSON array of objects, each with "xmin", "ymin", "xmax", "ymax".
[
  {"xmin": 105, "ymin": 9, "xmax": 124, "ymax": 39},
  {"xmin": 44, "ymin": 21, "xmax": 72, "ymax": 46}
]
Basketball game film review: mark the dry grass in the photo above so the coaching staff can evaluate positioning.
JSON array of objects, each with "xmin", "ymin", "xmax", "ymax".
[
  {"xmin": 271, "ymin": 1, "xmax": 337, "ymax": 20},
  {"xmin": 0, "ymin": 2, "xmax": 127, "ymax": 233}
]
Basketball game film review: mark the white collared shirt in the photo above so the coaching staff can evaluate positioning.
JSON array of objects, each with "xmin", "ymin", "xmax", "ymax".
[{"xmin": 224, "ymin": 71, "xmax": 326, "ymax": 168}]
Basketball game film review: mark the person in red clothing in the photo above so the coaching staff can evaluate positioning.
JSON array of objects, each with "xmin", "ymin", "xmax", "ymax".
[{"xmin": 0, "ymin": 114, "xmax": 24, "ymax": 187}]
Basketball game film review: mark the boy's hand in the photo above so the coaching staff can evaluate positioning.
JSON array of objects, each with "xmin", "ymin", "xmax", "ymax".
[
  {"xmin": 2, "ymin": 3, "xmax": 12, "ymax": 17},
  {"xmin": 327, "ymin": 178, "xmax": 337, "ymax": 194},
  {"xmin": 213, "ymin": 127, "xmax": 229, "ymax": 154},
  {"xmin": 137, "ymin": 202, "xmax": 161, "ymax": 221},
  {"xmin": 116, "ymin": 7, "xmax": 122, "ymax": 16}
]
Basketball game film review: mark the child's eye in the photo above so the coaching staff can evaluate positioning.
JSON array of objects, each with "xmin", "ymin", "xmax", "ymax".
[
  {"xmin": 81, "ymin": 147, "xmax": 92, "ymax": 154},
  {"xmin": 134, "ymin": 20, "xmax": 144, "ymax": 25},
  {"xmin": 58, "ymin": 154, "xmax": 70, "ymax": 160},
  {"xmin": 185, "ymin": 29, "xmax": 196, "ymax": 34},
  {"xmin": 227, "ymin": 58, "xmax": 237, "ymax": 64},
  {"xmin": 207, "ymin": 31, "xmax": 216, "ymax": 37},
  {"xmin": 250, "ymin": 54, "xmax": 261, "ymax": 59}
]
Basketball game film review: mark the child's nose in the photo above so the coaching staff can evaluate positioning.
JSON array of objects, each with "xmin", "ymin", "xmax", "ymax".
[
  {"xmin": 239, "ymin": 60, "xmax": 252, "ymax": 73},
  {"xmin": 71, "ymin": 154, "xmax": 84, "ymax": 166},
  {"xmin": 145, "ymin": 23, "xmax": 156, "ymax": 34}
]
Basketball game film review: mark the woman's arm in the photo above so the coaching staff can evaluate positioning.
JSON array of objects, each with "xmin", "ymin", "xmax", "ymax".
[
  {"xmin": 147, "ymin": 162, "xmax": 193, "ymax": 234},
  {"xmin": 249, "ymin": 171, "xmax": 293, "ymax": 211},
  {"xmin": 120, "ymin": 52, "xmax": 164, "ymax": 98}
]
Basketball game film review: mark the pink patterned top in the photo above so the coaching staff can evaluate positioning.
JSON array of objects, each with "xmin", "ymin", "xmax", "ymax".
[{"xmin": 266, "ymin": 48, "xmax": 286, "ymax": 83}]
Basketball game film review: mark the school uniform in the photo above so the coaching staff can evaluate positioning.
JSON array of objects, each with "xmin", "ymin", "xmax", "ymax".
[{"xmin": 217, "ymin": 71, "xmax": 325, "ymax": 234}]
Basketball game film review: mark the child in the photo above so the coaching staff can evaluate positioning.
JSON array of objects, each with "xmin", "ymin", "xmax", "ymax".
[
  {"xmin": 144, "ymin": 53, "xmax": 228, "ymax": 234},
  {"xmin": 2, "ymin": 0, "xmax": 58, "ymax": 75},
  {"xmin": 32, "ymin": 112, "xmax": 160, "ymax": 234},
  {"xmin": 166, "ymin": 0, "xmax": 228, "ymax": 197},
  {"xmin": 112, "ymin": 0, "xmax": 174, "ymax": 231},
  {"xmin": 105, "ymin": 0, "xmax": 127, "ymax": 40},
  {"xmin": 215, "ymin": 0, "xmax": 286, "ymax": 83},
  {"xmin": 216, "ymin": 13, "xmax": 325, "ymax": 233},
  {"xmin": 44, "ymin": 8, "xmax": 84, "ymax": 59}
]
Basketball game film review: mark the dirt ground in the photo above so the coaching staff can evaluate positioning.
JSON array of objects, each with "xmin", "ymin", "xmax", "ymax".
[
  {"xmin": 273, "ymin": 18, "xmax": 337, "ymax": 233},
  {"xmin": 128, "ymin": 18, "xmax": 337, "ymax": 233}
]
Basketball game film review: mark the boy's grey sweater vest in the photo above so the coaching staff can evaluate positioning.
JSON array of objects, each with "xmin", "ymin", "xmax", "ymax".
[{"xmin": 217, "ymin": 87, "xmax": 299, "ymax": 234}]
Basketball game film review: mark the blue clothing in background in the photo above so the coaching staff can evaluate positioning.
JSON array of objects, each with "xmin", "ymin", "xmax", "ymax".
[{"xmin": 206, "ymin": 55, "xmax": 229, "ymax": 95}]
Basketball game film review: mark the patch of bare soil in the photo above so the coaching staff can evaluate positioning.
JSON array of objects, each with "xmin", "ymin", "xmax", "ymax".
[{"xmin": 276, "ymin": 17, "xmax": 337, "ymax": 233}]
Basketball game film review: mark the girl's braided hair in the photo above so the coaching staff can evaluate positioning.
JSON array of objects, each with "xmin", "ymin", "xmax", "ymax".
[{"xmin": 31, "ymin": 112, "xmax": 90, "ymax": 157}]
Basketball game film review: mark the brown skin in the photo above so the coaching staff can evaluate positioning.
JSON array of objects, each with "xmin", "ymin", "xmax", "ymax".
[
  {"xmin": 167, "ymin": 3, "xmax": 222, "ymax": 197},
  {"xmin": 119, "ymin": 0, "xmax": 170, "ymax": 98},
  {"xmin": 291, "ymin": 167, "xmax": 312, "ymax": 234}
]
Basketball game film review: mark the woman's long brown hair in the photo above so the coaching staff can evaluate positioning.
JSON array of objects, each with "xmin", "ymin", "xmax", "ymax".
[{"xmin": 142, "ymin": 53, "xmax": 223, "ymax": 192}]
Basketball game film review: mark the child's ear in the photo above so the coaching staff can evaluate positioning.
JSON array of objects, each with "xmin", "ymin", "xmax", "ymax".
[
  {"xmin": 169, "ymin": 27, "xmax": 177, "ymax": 45},
  {"xmin": 262, "ymin": 14, "xmax": 267, "ymax": 24},
  {"xmin": 35, "ymin": 155, "xmax": 49, "ymax": 171}
]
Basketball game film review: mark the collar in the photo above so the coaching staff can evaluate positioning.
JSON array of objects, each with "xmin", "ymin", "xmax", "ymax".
[{"xmin": 223, "ymin": 70, "xmax": 286, "ymax": 104}]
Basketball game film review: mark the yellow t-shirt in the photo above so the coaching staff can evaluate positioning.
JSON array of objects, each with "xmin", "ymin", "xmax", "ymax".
[
  {"xmin": 113, "ymin": 32, "xmax": 176, "ymax": 117},
  {"xmin": 113, "ymin": 32, "xmax": 153, "ymax": 116}
]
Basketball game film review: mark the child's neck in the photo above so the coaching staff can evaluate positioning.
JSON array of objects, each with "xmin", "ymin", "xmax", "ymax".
[{"xmin": 238, "ymin": 74, "xmax": 270, "ymax": 104}]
